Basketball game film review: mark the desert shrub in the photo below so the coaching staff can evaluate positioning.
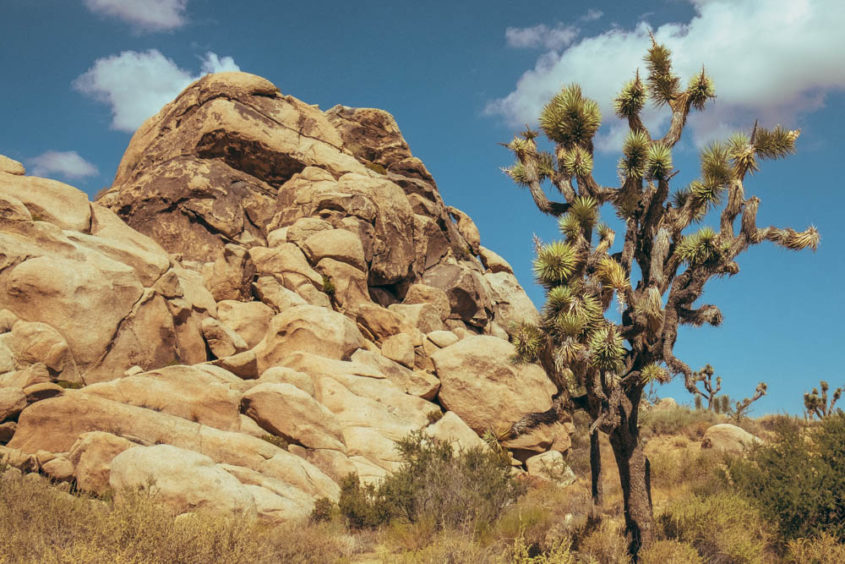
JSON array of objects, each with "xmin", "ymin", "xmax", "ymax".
[
  {"xmin": 509, "ymin": 534, "xmax": 577, "ymax": 564},
  {"xmin": 785, "ymin": 533, "xmax": 845, "ymax": 563},
  {"xmin": 727, "ymin": 413, "xmax": 845, "ymax": 542},
  {"xmin": 575, "ymin": 520, "xmax": 629, "ymax": 563},
  {"xmin": 639, "ymin": 539, "xmax": 703, "ymax": 563},
  {"xmin": 640, "ymin": 406, "xmax": 722, "ymax": 439},
  {"xmin": 338, "ymin": 432, "xmax": 523, "ymax": 532},
  {"xmin": 657, "ymin": 492, "xmax": 771, "ymax": 563},
  {"xmin": 649, "ymin": 448, "xmax": 726, "ymax": 495},
  {"xmin": 388, "ymin": 529, "xmax": 500, "ymax": 563}
]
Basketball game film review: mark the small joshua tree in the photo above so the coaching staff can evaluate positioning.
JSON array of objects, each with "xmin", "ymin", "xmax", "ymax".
[
  {"xmin": 732, "ymin": 382, "xmax": 767, "ymax": 421},
  {"xmin": 804, "ymin": 380, "xmax": 843, "ymax": 419},
  {"xmin": 692, "ymin": 364, "xmax": 766, "ymax": 419},
  {"xmin": 692, "ymin": 364, "xmax": 721, "ymax": 411},
  {"xmin": 503, "ymin": 36, "xmax": 818, "ymax": 556}
]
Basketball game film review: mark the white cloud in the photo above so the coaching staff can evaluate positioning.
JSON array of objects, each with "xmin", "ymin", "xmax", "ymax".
[
  {"xmin": 505, "ymin": 23, "xmax": 579, "ymax": 51},
  {"xmin": 581, "ymin": 9, "xmax": 603, "ymax": 22},
  {"xmin": 74, "ymin": 50, "xmax": 241, "ymax": 133},
  {"xmin": 488, "ymin": 0, "xmax": 845, "ymax": 150},
  {"xmin": 29, "ymin": 151, "xmax": 99, "ymax": 179},
  {"xmin": 83, "ymin": 0, "xmax": 188, "ymax": 33}
]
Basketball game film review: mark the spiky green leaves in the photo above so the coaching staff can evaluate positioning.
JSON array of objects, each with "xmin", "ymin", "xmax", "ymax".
[
  {"xmin": 540, "ymin": 85, "xmax": 601, "ymax": 148},
  {"xmin": 641, "ymin": 364, "xmax": 669, "ymax": 384},
  {"xmin": 687, "ymin": 69, "xmax": 715, "ymax": 111},
  {"xmin": 534, "ymin": 241, "xmax": 578, "ymax": 286},
  {"xmin": 589, "ymin": 325, "xmax": 625, "ymax": 371},
  {"xmin": 614, "ymin": 75, "xmax": 646, "ymax": 118},
  {"xmin": 676, "ymin": 226, "xmax": 725, "ymax": 266},
  {"xmin": 754, "ymin": 126, "xmax": 799, "ymax": 160},
  {"xmin": 700, "ymin": 142, "xmax": 732, "ymax": 187},
  {"xmin": 728, "ymin": 133, "xmax": 759, "ymax": 177},
  {"xmin": 510, "ymin": 322, "xmax": 545, "ymax": 362},
  {"xmin": 645, "ymin": 40, "xmax": 680, "ymax": 106},
  {"xmin": 537, "ymin": 151, "xmax": 555, "ymax": 180},
  {"xmin": 560, "ymin": 146, "xmax": 594, "ymax": 178},
  {"xmin": 619, "ymin": 130, "xmax": 650, "ymax": 179},
  {"xmin": 646, "ymin": 143, "xmax": 673, "ymax": 180},
  {"xmin": 503, "ymin": 163, "xmax": 529, "ymax": 186},
  {"xmin": 595, "ymin": 257, "xmax": 629, "ymax": 292}
]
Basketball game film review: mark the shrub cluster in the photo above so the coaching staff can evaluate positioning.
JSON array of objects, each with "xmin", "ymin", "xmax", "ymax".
[
  {"xmin": 337, "ymin": 432, "xmax": 523, "ymax": 532},
  {"xmin": 727, "ymin": 413, "xmax": 845, "ymax": 541}
]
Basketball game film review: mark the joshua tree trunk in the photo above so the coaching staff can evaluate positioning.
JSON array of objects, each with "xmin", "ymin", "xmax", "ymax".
[
  {"xmin": 608, "ymin": 398, "xmax": 653, "ymax": 558},
  {"xmin": 589, "ymin": 431, "xmax": 603, "ymax": 509}
]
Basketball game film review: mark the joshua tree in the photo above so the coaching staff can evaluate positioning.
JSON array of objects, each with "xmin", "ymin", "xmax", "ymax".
[
  {"xmin": 804, "ymin": 380, "xmax": 843, "ymax": 419},
  {"xmin": 503, "ymin": 37, "xmax": 818, "ymax": 557},
  {"xmin": 692, "ymin": 364, "xmax": 721, "ymax": 410},
  {"xmin": 692, "ymin": 364, "xmax": 766, "ymax": 419},
  {"xmin": 732, "ymin": 382, "xmax": 767, "ymax": 421}
]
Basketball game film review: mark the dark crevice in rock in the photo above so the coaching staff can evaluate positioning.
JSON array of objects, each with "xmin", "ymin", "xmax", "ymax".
[{"xmin": 196, "ymin": 130, "xmax": 306, "ymax": 188}]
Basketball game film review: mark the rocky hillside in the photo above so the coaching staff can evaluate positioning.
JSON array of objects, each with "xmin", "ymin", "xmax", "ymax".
[{"xmin": 0, "ymin": 72, "xmax": 572, "ymax": 522}]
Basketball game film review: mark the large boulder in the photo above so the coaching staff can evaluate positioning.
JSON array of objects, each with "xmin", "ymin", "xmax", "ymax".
[
  {"xmin": 432, "ymin": 336, "xmax": 556, "ymax": 434},
  {"xmin": 701, "ymin": 423, "xmax": 761, "ymax": 453},
  {"xmin": 109, "ymin": 444, "xmax": 258, "ymax": 518}
]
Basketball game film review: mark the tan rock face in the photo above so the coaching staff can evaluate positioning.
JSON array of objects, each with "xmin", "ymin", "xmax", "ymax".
[
  {"xmin": 0, "ymin": 73, "xmax": 569, "ymax": 521},
  {"xmin": 241, "ymin": 383, "xmax": 345, "ymax": 451},
  {"xmin": 110, "ymin": 444, "xmax": 258, "ymax": 518},
  {"xmin": 432, "ymin": 336, "xmax": 556, "ymax": 434}
]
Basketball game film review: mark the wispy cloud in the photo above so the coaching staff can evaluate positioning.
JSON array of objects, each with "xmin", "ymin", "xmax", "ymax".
[
  {"xmin": 29, "ymin": 151, "xmax": 99, "ymax": 179},
  {"xmin": 581, "ymin": 9, "xmax": 603, "ymax": 22},
  {"xmin": 505, "ymin": 23, "xmax": 579, "ymax": 51},
  {"xmin": 82, "ymin": 0, "xmax": 189, "ymax": 33},
  {"xmin": 74, "ymin": 50, "xmax": 240, "ymax": 133},
  {"xmin": 487, "ymin": 0, "xmax": 845, "ymax": 150}
]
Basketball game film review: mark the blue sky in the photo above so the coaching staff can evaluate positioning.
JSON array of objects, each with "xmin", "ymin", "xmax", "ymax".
[{"xmin": 1, "ymin": 0, "xmax": 843, "ymax": 415}]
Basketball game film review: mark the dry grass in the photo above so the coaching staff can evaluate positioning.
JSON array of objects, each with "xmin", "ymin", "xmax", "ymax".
[{"xmin": 0, "ymin": 472, "xmax": 361, "ymax": 564}]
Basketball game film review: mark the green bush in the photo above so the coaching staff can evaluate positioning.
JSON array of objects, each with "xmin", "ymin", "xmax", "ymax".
[
  {"xmin": 338, "ymin": 432, "xmax": 523, "ymax": 531},
  {"xmin": 657, "ymin": 492, "xmax": 771, "ymax": 563},
  {"xmin": 728, "ymin": 413, "xmax": 845, "ymax": 541}
]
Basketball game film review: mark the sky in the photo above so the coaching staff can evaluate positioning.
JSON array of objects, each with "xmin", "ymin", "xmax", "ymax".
[{"xmin": 1, "ymin": 0, "xmax": 843, "ymax": 415}]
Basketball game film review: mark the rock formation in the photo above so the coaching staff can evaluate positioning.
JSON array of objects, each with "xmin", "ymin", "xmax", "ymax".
[{"xmin": 0, "ymin": 71, "xmax": 566, "ymax": 522}]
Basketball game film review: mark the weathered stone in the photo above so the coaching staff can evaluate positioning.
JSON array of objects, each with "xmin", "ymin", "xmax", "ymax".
[
  {"xmin": 0, "ymin": 155, "xmax": 25, "ymax": 175},
  {"xmin": 41, "ymin": 456, "xmax": 74, "ymax": 482},
  {"xmin": 22, "ymin": 382, "xmax": 64, "ymax": 403},
  {"xmin": 258, "ymin": 366, "xmax": 315, "ymax": 396},
  {"xmin": 701, "ymin": 424, "xmax": 760, "ymax": 453},
  {"xmin": 0, "ymin": 363, "xmax": 50, "ymax": 389},
  {"xmin": 301, "ymin": 229, "xmax": 366, "ymax": 271},
  {"xmin": 525, "ymin": 451, "xmax": 576, "ymax": 486},
  {"xmin": 479, "ymin": 246, "xmax": 514, "ymax": 274},
  {"xmin": 110, "ymin": 445, "xmax": 258, "ymax": 518},
  {"xmin": 403, "ymin": 284, "xmax": 451, "ymax": 322},
  {"xmin": 68, "ymin": 431, "xmax": 135, "ymax": 494},
  {"xmin": 315, "ymin": 258, "xmax": 370, "ymax": 310},
  {"xmin": 0, "ymin": 421, "xmax": 16, "ymax": 443},
  {"xmin": 201, "ymin": 317, "xmax": 248, "ymax": 358},
  {"xmin": 350, "ymin": 349, "xmax": 439, "ymax": 400},
  {"xmin": 426, "ymin": 330, "xmax": 459, "ymax": 349},
  {"xmin": 216, "ymin": 300, "xmax": 274, "ymax": 349},
  {"xmin": 285, "ymin": 217, "xmax": 332, "ymax": 247},
  {"xmin": 0, "ymin": 388, "xmax": 26, "ymax": 421},
  {"xmin": 254, "ymin": 306, "xmax": 365, "ymax": 372},
  {"xmin": 447, "ymin": 206, "xmax": 481, "ymax": 255},
  {"xmin": 82, "ymin": 365, "xmax": 243, "ymax": 432},
  {"xmin": 242, "ymin": 383, "xmax": 345, "ymax": 451},
  {"xmin": 252, "ymin": 275, "xmax": 308, "ymax": 312},
  {"xmin": 432, "ymin": 336, "xmax": 556, "ymax": 434},
  {"xmin": 381, "ymin": 333, "xmax": 415, "ymax": 368},
  {"xmin": 388, "ymin": 303, "xmax": 444, "ymax": 333},
  {"xmin": 484, "ymin": 271, "xmax": 541, "ymax": 329},
  {"xmin": 425, "ymin": 411, "xmax": 486, "ymax": 453},
  {"xmin": 422, "ymin": 263, "xmax": 491, "ymax": 327}
]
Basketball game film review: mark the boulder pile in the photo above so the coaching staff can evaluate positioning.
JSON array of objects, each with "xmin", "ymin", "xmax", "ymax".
[{"xmin": 0, "ymin": 72, "xmax": 571, "ymax": 521}]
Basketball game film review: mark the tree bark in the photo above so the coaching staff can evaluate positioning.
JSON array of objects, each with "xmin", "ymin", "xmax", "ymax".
[
  {"xmin": 589, "ymin": 430, "xmax": 603, "ymax": 510},
  {"xmin": 608, "ymin": 401, "xmax": 654, "ymax": 559}
]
